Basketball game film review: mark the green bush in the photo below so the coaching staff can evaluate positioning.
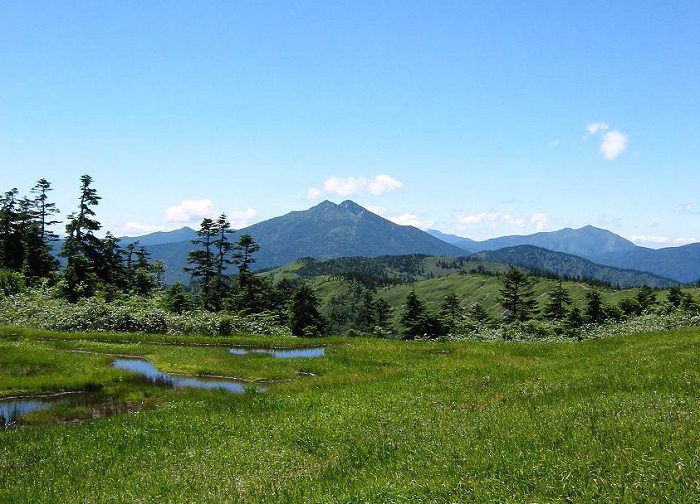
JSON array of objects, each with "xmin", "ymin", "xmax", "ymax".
[
  {"xmin": 0, "ymin": 290, "xmax": 291, "ymax": 337},
  {"xmin": 0, "ymin": 269, "xmax": 24, "ymax": 296}
]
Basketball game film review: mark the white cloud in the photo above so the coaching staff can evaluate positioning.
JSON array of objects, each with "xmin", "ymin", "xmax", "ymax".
[
  {"xmin": 631, "ymin": 235, "xmax": 699, "ymax": 248},
  {"xmin": 548, "ymin": 139, "xmax": 560, "ymax": 147},
  {"xmin": 630, "ymin": 235, "xmax": 671, "ymax": 245},
  {"xmin": 227, "ymin": 208, "xmax": 258, "ymax": 229},
  {"xmin": 585, "ymin": 122, "xmax": 628, "ymax": 160},
  {"xmin": 365, "ymin": 205, "xmax": 434, "ymax": 229},
  {"xmin": 307, "ymin": 187, "xmax": 322, "ymax": 199},
  {"xmin": 369, "ymin": 174, "xmax": 403, "ymax": 195},
  {"xmin": 323, "ymin": 176, "xmax": 367, "ymax": 197},
  {"xmin": 586, "ymin": 122, "xmax": 609, "ymax": 136},
  {"xmin": 530, "ymin": 213, "xmax": 549, "ymax": 231},
  {"xmin": 675, "ymin": 203, "xmax": 697, "ymax": 215},
  {"xmin": 307, "ymin": 174, "xmax": 404, "ymax": 199},
  {"xmin": 459, "ymin": 212, "xmax": 489, "ymax": 226},
  {"xmin": 457, "ymin": 210, "xmax": 549, "ymax": 233},
  {"xmin": 164, "ymin": 199, "xmax": 219, "ymax": 223},
  {"xmin": 387, "ymin": 212, "xmax": 434, "ymax": 229},
  {"xmin": 600, "ymin": 130, "xmax": 628, "ymax": 160},
  {"xmin": 365, "ymin": 205, "xmax": 386, "ymax": 214},
  {"xmin": 113, "ymin": 222, "xmax": 166, "ymax": 236}
]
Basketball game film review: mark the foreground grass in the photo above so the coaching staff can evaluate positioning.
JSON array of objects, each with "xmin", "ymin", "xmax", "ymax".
[{"xmin": 1, "ymin": 328, "xmax": 699, "ymax": 502}]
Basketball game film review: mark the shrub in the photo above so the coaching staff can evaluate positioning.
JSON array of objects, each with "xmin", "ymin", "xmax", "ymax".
[
  {"xmin": 0, "ymin": 291, "xmax": 291, "ymax": 337},
  {"xmin": 0, "ymin": 269, "xmax": 24, "ymax": 297}
]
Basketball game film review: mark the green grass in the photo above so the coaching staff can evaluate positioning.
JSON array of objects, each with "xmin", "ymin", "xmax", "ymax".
[{"xmin": 1, "ymin": 328, "xmax": 699, "ymax": 502}]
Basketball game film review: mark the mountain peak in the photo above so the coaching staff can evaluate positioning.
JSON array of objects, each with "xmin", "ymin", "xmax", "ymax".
[{"xmin": 339, "ymin": 200, "xmax": 366, "ymax": 215}]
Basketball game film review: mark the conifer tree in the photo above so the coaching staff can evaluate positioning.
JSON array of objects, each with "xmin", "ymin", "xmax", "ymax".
[
  {"xmin": 289, "ymin": 283, "xmax": 325, "ymax": 336},
  {"xmin": 355, "ymin": 290, "xmax": 377, "ymax": 332},
  {"xmin": 30, "ymin": 178, "xmax": 60, "ymax": 241},
  {"xmin": 498, "ymin": 268, "xmax": 538, "ymax": 323},
  {"xmin": 0, "ymin": 188, "xmax": 22, "ymax": 271},
  {"xmin": 185, "ymin": 218, "xmax": 218, "ymax": 310},
  {"xmin": 60, "ymin": 175, "xmax": 104, "ymax": 301},
  {"xmin": 213, "ymin": 214, "xmax": 235, "ymax": 302},
  {"xmin": 234, "ymin": 233, "xmax": 261, "ymax": 311},
  {"xmin": 584, "ymin": 289, "xmax": 606, "ymax": 324},
  {"xmin": 543, "ymin": 280, "xmax": 571, "ymax": 321},
  {"xmin": 22, "ymin": 180, "xmax": 60, "ymax": 282},
  {"xmin": 439, "ymin": 291, "xmax": 462, "ymax": 330}
]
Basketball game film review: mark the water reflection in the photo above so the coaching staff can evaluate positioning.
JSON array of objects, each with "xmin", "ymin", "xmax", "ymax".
[
  {"xmin": 229, "ymin": 347, "xmax": 325, "ymax": 359},
  {"xmin": 0, "ymin": 398, "xmax": 55, "ymax": 427},
  {"xmin": 113, "ymin": 358, "xmax": 259, "ymax": 393}
]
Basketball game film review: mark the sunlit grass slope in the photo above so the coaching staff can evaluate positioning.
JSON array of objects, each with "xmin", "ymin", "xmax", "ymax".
[{"xmin": 1, "ymin": 329, "xmax": 699, "ymax": 502}]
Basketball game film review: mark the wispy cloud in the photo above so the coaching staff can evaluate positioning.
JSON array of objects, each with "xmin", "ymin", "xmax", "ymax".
[
  {"xmin": 585, "ymin": 122, "xmax": 609, "ymax": 136},
  {"xmin": 585, "ymin": 122, "xmax": 628, "ymax": 160},
  {"xmin": 675, "ymin": 203, "xmax": 698, "ymax": 215},
  {"xmin": 112, "ymin": 222, "xmax": 167, "ymax": 236},
  {"xmin": 457, "ymin": 210, "xmax": 549, "ymax": 233},
  {"xmin": 631, "ymin": 235, "xmax": 671, "ymax": 246},
  {"xmin": 530, "ymin": 213, "xmax": 549, "ymax": 231},
  {"xmin": 307, "ymin": 174, "xmax": 404, "ymax": 199},
  {"xmin": 228, "ymin": 208, "xmax": 258, "ymax": 229},
  {"xmin": 629, "ymin": 235, "xmax": 698, "ymax": 247},
  {"xmin": 164, "ymin": 199, "xmax": 220, "ymax": 223},
  {"xmin": 366, "ymin": 206, "xmax": 435, "ymax": 230},
  {"xmin": 675, "ymin": 237, "xmax": 699, "ymax": 245},
  {"xmin": 387, "ymin": 212, "xmax": 434, "ymax": 229}
]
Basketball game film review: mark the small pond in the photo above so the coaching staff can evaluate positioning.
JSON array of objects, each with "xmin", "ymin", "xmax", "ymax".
[
  {"xmin": 228, "ymin": 346, "xmax": 325, "ymax": 359},
  {"xmin": 113, "ymin": 358, "xmax": 260, "ymax": 393},
  {"xmin": 1, "ymin": 398, "xmax": 56, "ymax": 427}
]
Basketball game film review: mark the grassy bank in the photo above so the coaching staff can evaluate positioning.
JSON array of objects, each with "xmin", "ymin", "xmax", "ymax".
[{"xmin": 1, "ymin": 328, "xmax": 699, "ymax": 502}]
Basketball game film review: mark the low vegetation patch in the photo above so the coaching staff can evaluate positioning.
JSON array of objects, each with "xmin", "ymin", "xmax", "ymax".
[{"xmin": 1, "ymin": 328, "xmax": 699, "ymax": 501}]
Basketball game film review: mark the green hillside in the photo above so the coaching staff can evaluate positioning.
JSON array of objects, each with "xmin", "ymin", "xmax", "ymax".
[{"xmin": 266, "ymin": 255, "xmax": 696, "ymax": 334}]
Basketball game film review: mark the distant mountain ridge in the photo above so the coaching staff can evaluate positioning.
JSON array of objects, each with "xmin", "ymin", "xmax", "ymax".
[
  {"xmin": 429, "ymin": 225, "xmax": 639, "ymax": 259},
  {"xmin": 120, "ymin": 227, "xmax": 197, "ymax": 247},
  {"xmin": 143, "ymin": 200, "xmax": 466, "ymax": 284},
  {"xmin": 129, "ymin": 200, "xmax": 698, "ymax": 286},
  {"xmin": 430, "ymin": 226, "xmax": 699, "ymax": 284},
  {"xmin": 472, "ymin": 245, "xmax": 675, "ymax": 289},
  {"xmin": 240, "ymin": 200, "xmax": 466, "ymax": 269}
]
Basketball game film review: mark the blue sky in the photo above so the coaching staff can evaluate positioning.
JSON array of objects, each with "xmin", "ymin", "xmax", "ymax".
[{"xmin": 1, "ymin": 1, "xmax": 698, "ymax": 247}]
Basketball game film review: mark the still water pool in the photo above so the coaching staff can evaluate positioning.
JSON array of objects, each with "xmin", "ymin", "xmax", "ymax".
[
  {"xmin": 113, "ymin": 358, "xmax": 259, "ymax": 393},
  {"xmin": 228, "ymin": 346, "xmax": 325, "ymax": 359}
]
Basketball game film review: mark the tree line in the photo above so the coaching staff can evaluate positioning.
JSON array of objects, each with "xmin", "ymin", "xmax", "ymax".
[
  {"xmin": 1, "ymin": 175, "xmax": 164, "ymax": 301},
  {"xmin": 398, "ymin": 267, "xmax": 699, "ymax": 340},
  {"xmin": 2, "ymin": 175, "xmax": 698, "ymax": 340},
  {"xmin": 0, "ymin": 175, "xmax": 324, "ymax": 336}
]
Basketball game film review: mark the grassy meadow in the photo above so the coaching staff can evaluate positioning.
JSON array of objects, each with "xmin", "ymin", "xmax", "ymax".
[{"xmin": 1, "ymin": 327, "xmax": 699, "ymax": 502}]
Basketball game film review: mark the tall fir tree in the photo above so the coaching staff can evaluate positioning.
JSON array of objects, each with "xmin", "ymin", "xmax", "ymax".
[
  {"xmin": 498, "ymin": 268, "xmax": 539, "ymax": 323},
  {"xmin": 0, "ymin": 188, "xmax": 22, "ymax": 271},
  {"xmin": 60, "ymin": 175, "xmax": 104, "ymax": 302},
  {"xmin": 543, "ymin": 280, "xmax": 572, "ymax": 321},
  {"xmin": 234, "ymin": 233, "xmax": 261, "ymax": 311},
  {"xmin": 289, "ymin": 283, "xmax": 325, "ymax": 336},
  {"xmin": 185, "ymin": 217, "xmax": 218, "ymax": 310}
]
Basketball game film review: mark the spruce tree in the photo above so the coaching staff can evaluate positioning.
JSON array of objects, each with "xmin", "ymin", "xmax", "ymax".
[
  {"xmin": 22, "ymin": 181, "xmax": 60, "ymax": 282},
  {"xmin": 584, "ymin": 289, "xmax": 606, "ymax": 324},
  {"xmin": 498, "ymin": 268, "xmax": 538, "ymax": 323},
  {"xmin": 234, "ymin": 233, "xmax": 261, "ymax": 311},
  {"xmin": 289, "ymin": 283, "xmax": 325, "ymax": 336},
  {"xmin": 543, "ymin": 280, "xmax": 571, "ymax": 321},
  {"xmin": 401, "ymin": 290, "xmax": 429, "ymax": 339},
  {"xmin": 0, "ymin": 188, "xmax": 22, "ymax": 270},
  {"xmin": 185, "ymin": 218, "xmax": 218, "ymax": 310},
  {"xmin": 60, "ymin": 175, "xmax": 104, "ymax": 302}
]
